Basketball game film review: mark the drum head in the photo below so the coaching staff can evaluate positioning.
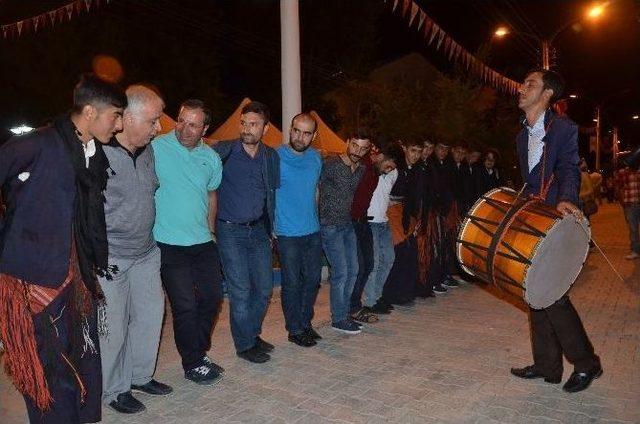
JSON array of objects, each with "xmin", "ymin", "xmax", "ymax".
[{"xmin": 524, "ymin": 215, "xmax": 591, "ymax": 309}]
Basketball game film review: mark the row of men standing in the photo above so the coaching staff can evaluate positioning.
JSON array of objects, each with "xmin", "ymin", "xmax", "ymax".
[{"xmin": 0, "ymin": 73, "xmax": 504, "ymax": 423}]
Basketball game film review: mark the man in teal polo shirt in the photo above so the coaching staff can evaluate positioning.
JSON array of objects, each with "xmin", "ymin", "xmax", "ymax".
[{"xmin": 152, "ymin": 99, "xmax": 224, "ymax": 386}]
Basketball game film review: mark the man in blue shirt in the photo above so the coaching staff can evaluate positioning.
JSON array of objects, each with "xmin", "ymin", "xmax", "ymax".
[
  {"xmin": 153, "ymin": 99, "xmax": 224, "ymax": 386},
  {"xmin": 275, "ymin": 113, "xmax": 323, "ymax": 347},
  {"xmin": 213, "ymin": 101, "xmax": 280, "ymax": 364}
]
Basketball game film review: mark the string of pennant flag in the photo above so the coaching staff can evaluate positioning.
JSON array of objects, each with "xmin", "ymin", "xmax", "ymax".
[
  {"xmin": 1, "ymin": 0, "xmax": 110, "ymax": 39},
  {"xmin": 386, "ymin": 0, "xmax": 521, "ymax": 95}
]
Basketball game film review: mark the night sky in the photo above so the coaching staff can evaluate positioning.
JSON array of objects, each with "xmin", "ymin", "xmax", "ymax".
[{"xmin": 1, "ymin": 0, "xmax": 639, "ymax": 149}]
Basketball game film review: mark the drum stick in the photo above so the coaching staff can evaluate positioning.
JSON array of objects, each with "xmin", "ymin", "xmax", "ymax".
[{"xmin": 575, "ymin": 217, "xmax": 625, "ymax": 282}]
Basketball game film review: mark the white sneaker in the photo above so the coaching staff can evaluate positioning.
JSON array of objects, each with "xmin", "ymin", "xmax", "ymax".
[{"xmin": 624, "ymin": 252, "xmax": 640, "ymax": 260}]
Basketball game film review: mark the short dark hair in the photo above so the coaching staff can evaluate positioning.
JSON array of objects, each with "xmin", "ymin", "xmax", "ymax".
[
  {"xmin": 241, "ymin": 101, "xmax": 270, "ymax": 124},
  {"xmin": 527, "ymin": 68, "xmax": 565, "ymax": 104},
  {"xmin": 180, "ymin": 99, "xmax": 212, "ymax": 126},
  {"xmin": 346, "ymin": 127, "xmax": 372, "ymax": 142},
  {"xmin": 72, "ymin": 74, "xmax": 127, "ymax": 114},
  {"xmin": 377, "ymin": 139, "xmax": 403, "ymax": 164},
  {"xmin": 291, "ymin": 112, "xmax": 317, "ymax": 132},
  {"xmin": 402, "ymin": 139, "xmax": 424, "ymax": 148}
]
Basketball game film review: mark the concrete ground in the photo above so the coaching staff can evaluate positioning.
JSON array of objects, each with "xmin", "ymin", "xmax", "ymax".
[{"xmin": 1, "ymin": 203, "xmax": 638, "ymax": 423}]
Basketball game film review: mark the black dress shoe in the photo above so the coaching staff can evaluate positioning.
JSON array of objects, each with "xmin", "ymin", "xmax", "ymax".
[
  {"xmin": 288, "ymin": 333, "xmax": 317, "ymax": 347},
  {"xmin": 131, "ymin": 379, "xmax": 173, "ymax": 395},
  {"xmin": 563, "ymin": 366, "xmax": 603, "ymax": 393},
  {"xmin": 304, "ymin": 327, "xmax": 322, "ymax": 340},
  {"xmin": 255, "ymin": 337, "xmax": 274, "ymax": 353},
  {"xmin": 109, "ymin": 391, "xmax": 146, "ymax": 414},
  {"xmin": 237, "ymin": 346, "xmax": 271, "ymax": 363},
  {"xmin": 510, "ymin": 365, "xmax": 561, "ymax": 384}
]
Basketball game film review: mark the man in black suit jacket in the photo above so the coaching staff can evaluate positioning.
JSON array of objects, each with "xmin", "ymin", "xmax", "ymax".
[{"xmin": 510, "ymin": 69, "xmax": 602, "ymax": 393}]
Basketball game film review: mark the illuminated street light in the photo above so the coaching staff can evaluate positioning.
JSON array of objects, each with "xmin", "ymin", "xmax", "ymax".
[
  {"xmin": 633, "ymin": 115, "xmax": 639, "ymax": 120},
  {"xmin": 569, "ymin": 94, "xmax": 578, "ymax": 98},
  {"xmin": 587, "ymin": 3, "xmax": 606, "ymax": 19},
  {"xmin": 494, "ymin": 27, "xmax": 509, "ymax": 37},
  {"xmin": 593, "ymin": 118, "xmax": 598, "ymax": 122},
  {"xmin": 9, "ymin": 125, "xmax": 34, "ymax": 135}
]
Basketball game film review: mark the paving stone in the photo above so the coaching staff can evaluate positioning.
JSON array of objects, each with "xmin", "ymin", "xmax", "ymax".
[{"xmin": 1, "ymin": 204, "xmax": 638, "ymax": 423}]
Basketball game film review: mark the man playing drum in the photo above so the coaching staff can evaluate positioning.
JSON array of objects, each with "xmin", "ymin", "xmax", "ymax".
[{"xmin": 510, "ymin": 69, "xmax": 602, "ymax": 393}]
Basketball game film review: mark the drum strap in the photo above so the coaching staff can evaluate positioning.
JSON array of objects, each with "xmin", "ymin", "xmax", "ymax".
[
  {"xmin": 537, "ymin": 117, "xmax": 556, "ymax": 200},
  {"xmin": 486, "ymin": 198, "xmax": 534, "ymax": 288}
]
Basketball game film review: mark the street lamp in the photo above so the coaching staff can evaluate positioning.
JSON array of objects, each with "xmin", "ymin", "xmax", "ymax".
[{"xmin": 494, "ymin": 2, "xmax": 608, "ymax": 69}]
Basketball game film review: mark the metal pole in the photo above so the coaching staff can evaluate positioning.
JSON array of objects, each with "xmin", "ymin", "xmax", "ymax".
[
  {"xmin": 280, "ymin": 0, "xmax": 302, "ymax": 141},
  {"xmin": 612, "ymin": 126, "xmax": 619, "ymax": 169},
  {"xmin": 595, "ymin": 105, "xmax": 601, "ymax": 170},
  {"xmin": 541, "ymin": 40, "xmax": 550, "ymax": 70}
]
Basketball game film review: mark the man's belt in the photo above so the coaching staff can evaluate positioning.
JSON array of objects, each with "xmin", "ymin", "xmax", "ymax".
[{"xmin": 217, "ymin": 216, "xmax": 264, "ymax": 227}]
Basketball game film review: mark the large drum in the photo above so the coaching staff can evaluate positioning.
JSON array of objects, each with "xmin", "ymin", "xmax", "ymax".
[{"xmin": 457, "ymin": 187, "xmax": 590, "ymax": 309}]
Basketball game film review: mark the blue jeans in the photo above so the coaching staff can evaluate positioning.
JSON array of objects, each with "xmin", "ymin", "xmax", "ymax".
[
  {"xmin": 363, "ymin": 222, "xmax": 395, "ymax": 307},
  {"xmin": 278, "ymin": 232, "xmax": 322, "ymax": 335},
  {"xmin": 216, "ymin": 221, "xmax": 273, "ymax": 352},
  {"xmin": 624, "ymin": 204, "xmax": 640, "ymax": 254},
  {"xmin": 320, "ymin": 223, "xmax": 359, "ymax": 324}
]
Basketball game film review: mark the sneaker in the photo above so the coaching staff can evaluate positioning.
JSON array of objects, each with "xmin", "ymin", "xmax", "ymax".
[
  {"xmin": 625, "ymin": 252, "xmax": 640, "ymax": 260},
  {"xmin": 203, "ymin": 355, "xmax": 225, "ymax": 374},
  {"xmin": 433, "ymin": 285, "xmax": 448, "ymax": 294},
  {"xmin": 109, "ymin": 391, "xmax": 146, "ymax": 414},
  {"xmin": 351, "ymin": 307, "xmax": 379, "ymax": 323},
  {"xmin": 442, "ymin": 279, "xmax": 459, "ymax": 288},
  {"xmin": 304, "ymin": 327, "xmax": 322, "ymax": 340},
  {"xmin": 184, "ymin": 365, "xmax": 223, "ymax": 386},
  {"xmin": 348, "ymin": 318, "xmax": 364, "ymax": 329},
  {"xmin": 131, "ymin": 379, "xmax": 173, "ymax": 396},
  {"xmin": 331, "ymin": 319, "xmax": 362, "ymax": 334},
  {"xmin": 254, "ymin": 337, "xmax": 274, "ymax": 353},
  {"xmin": 237, "ymin": 345, "xmax": 271, "ymax": 363}
]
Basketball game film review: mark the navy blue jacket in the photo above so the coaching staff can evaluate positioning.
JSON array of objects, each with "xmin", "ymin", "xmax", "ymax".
[
  {"xmin": 213, "ymin": 139, "xmax": 280, "ymax": 231},
  {"xmin": 516, "ymin": 110, "xmax": 580, "ymax": 207},
  {"xmin": 0, "ymin": 127, "xmax": 75, "ymax": 286}
]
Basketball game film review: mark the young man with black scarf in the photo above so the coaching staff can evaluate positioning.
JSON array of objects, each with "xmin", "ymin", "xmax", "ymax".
[{"xmin": 0, "ymin": 74, "xmax": 126, "ymax": 423}]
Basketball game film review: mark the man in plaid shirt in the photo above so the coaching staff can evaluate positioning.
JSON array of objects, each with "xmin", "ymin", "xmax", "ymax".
[{"xmin": 614, "ymin": 164, "xmax": 640, "ymax": 260}]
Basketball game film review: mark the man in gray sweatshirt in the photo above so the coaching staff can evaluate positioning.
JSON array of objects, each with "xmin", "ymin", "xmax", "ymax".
[{"xmin": 99, "ymin": 85, "xmax": 171, "ymax": 414}]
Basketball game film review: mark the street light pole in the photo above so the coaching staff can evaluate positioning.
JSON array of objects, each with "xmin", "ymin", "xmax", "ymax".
[
  {"xmin": 595, "ymin": 105, "xmax": 602, "ymax": 170},
  {"xmin": 280, "ymin": 0, "xmax": 301, "ymax": 139},
  {"xmin": 541, "ymin": 40, "xmax": 551, "ymax": 70}
]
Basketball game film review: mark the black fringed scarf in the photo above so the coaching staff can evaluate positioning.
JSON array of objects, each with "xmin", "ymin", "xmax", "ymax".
[{"xmin": 53, "ymin": 115, "xmax": 115, "ymax": 300}]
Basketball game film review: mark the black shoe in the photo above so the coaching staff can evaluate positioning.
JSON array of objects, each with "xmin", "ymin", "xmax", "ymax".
[
  {"xmin": 237, "ymin": 346, "xmax": 271, "ymax": 363},
  {"xmin": 378, "ymin": 299, "xmax": 394, "ymax": 310},
  {"xmin": 109, "ymin": 391, "xmax": 146, "ymax": 414},
  {"xmin": 562, "ymin": 366, "xmax": 603, "ymax": 393},
  {"xmin": 288, "ymin": 333, "xmax": 317, "ymax": 347},
  {"xmin": 369, "ymin": 303, "xmax": 392, "ymax": 314},
  {"xmin": 304, "ymin": 327, "xmax": 322, "ymax": 340},
  {"xmin": 432, "ymin": 285, "xmax": 448, "ymax": 295},
  {"xmin": 185, "ymin": 364, "xmax": 223, "ymax": 386},
  {"xmin": 510, "ymin": 365, "xmax": 561, "ymax": 384},
  {"xmin": 203, "ymin": 355, "xmax": 226, "ymax": 374},
  {"xmin": 131, "ymin": 379, "xmax": 173, "ymax": 396},
  {"xmin": 255, "ymin": 337, "xmax": 274, "ymax": 353}
]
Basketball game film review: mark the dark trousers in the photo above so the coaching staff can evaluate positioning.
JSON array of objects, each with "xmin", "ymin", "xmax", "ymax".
[
  {"xmin": 382, "ymin": 235, "xmax": 418, "ymax": 305},
  {"xmin": 158, "ymin": 241, "xmax": 223, "ymax": 371},
  {"xmin": 278, "ymin": 232, "xmax": 322, "ymax": 335},
  {"xmin": 350, "ymin": 221, "xmax": 374, "ymax": 313},
  {"xmin": 24, "ymin": 287, "xmax": 102, "ymax": 424},
  {"xmin": 530, "ymin": 295, "xmax": 600, "ymax": 378}
]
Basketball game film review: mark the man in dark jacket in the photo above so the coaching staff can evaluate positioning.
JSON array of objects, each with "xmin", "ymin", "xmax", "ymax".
[
  {"xmin": 213, "ymin": 101, "xmax": 280, "ymax": 364},
  {"xmin": 510, "ymin": 69, "xmax": 602, "ymax": 393},
  {"xmin": 0, "ymin": 74, "xmax": 126, "ymax": 423}
]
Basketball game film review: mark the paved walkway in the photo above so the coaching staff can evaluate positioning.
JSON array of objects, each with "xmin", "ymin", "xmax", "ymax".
[{"xmin": 1, "ymin": 203, "xmax": 639, "ymax": 423}]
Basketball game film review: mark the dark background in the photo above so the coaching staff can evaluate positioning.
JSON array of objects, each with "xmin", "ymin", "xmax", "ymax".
[{"xmin": 1, "ymin": 0, "xmax": 639, "ymax": 157}]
